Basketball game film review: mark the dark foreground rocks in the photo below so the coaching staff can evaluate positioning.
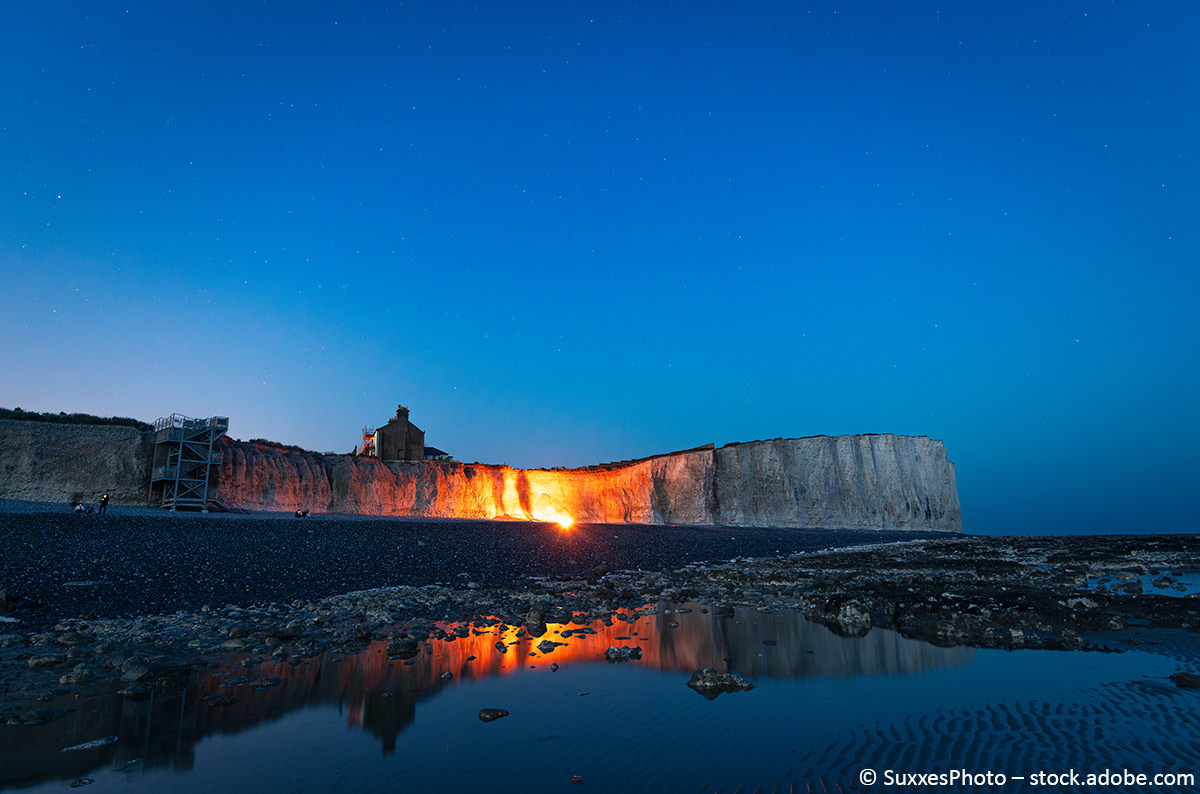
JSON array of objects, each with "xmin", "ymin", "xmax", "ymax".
[
  {"xmin": 0, "ymin": 534, "xmax": 1198, "ymax": 707},
  {"xmin": 603, "ymin": 646, "xmax": 642, "ymax": 663},
  {"xmin": 686, "ymin": 668, "xmax": 755, "ymax": 698},
  {"xmin": 478, "ymin": 708, "xmax": 509, "ymax": 722},
  {"xmin": 1170, "ymin": 672, "xmax": 1200, "ymax": 688}
]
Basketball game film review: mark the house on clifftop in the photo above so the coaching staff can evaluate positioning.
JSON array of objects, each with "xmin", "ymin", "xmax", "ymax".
[{"xmin": 360, "ymin": 405, "xmax": 425, "ymax": 461}]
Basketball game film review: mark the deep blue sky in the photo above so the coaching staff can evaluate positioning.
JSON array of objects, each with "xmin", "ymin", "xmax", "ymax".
[{"xmin": 2, "ymin": 2, "xmax": 1196, "ymax": 535}]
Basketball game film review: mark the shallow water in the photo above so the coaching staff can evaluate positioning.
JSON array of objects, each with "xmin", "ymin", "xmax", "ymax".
[
  {"xmin": 3, "ymin": 605, "xmax": 1197, "ymax": 793},
  {"xmin": 1084, "ymin": 569, "xmax": 1200, "ymax": 599}
]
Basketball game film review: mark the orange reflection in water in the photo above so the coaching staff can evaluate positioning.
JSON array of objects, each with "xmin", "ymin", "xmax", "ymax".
[
  {"xmin": 191, "ymin": 609, "xmax": 669, "ymax": 748},
  {"xmin": 192, "ymin": 604, "xmax": 973, "ymax": 754}
]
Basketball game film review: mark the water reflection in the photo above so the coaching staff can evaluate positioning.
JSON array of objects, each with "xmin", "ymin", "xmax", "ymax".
[{"xmin": 1, "ymin": 604, "xmax": 971, "ymax": 788}]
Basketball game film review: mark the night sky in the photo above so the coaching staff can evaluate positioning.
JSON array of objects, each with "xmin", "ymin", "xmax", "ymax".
[{"xmin": 2, "ymin": 2, "xmax": 1196, "ymax": 535}]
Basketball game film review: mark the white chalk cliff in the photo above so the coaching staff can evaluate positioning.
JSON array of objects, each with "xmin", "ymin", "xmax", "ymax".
[{"xmin": 0, "ymin": 419, "xmax": 960, "ymax": 531}]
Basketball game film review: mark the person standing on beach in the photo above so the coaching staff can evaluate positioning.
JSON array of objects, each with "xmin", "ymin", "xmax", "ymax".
[{"xmin": 99, "ymin": 494, "xmax": 109, "ymax": 516}]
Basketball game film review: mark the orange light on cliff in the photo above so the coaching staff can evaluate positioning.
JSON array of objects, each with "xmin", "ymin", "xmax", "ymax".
[{"xmin": 556, "ymin": 515, "xmax": 574, "ymax": 530}]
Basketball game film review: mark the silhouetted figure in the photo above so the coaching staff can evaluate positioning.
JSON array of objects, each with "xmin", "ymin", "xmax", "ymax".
[
  {"xmin": 84, "ymin": 503, "xmax": 94, "ymax": 515},
  {"xmin": 73, "ymin": 503, "xmax": 83, "ymax": 514},
  {"xmin": 99, "ymin": 494, "xmax": 109, "ymax": 516},
  {"xmin": 294, "ymin": 509, "xmax": 309, "ymax": 518}
]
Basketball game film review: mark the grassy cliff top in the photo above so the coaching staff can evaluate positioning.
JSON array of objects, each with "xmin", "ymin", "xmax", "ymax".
[{"xmin": 0, "ymin": 407, "xmax": 151, "ymax": 432}]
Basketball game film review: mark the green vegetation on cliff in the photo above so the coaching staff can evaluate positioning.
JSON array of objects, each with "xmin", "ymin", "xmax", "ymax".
[{"xmin": 0, "ymin": 407, "xmax": 151, "ymax": 432}]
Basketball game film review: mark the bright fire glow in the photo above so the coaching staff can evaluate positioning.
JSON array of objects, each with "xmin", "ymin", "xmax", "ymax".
[{"xmin": 531, "ymin": 506, "xmax": 574, "ymax": 530}]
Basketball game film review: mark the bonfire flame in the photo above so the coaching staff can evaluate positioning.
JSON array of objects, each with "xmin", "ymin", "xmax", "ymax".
[{"xmin": 532, "ymin": 506, "xmax": 574, "ymax": 530}]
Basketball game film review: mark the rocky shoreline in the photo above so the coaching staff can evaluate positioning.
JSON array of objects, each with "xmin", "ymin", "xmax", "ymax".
[{"xmin": 3, "ymin": 533, "xmax": 1199, "ymax": 725}]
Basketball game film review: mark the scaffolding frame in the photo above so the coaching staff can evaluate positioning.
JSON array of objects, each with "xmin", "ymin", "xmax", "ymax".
[{"xmin": 148, "ymin": 413, "xmax": 228, "ymax": 510}]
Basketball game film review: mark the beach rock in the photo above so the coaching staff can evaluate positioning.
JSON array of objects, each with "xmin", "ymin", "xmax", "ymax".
[
  {"xmin": 204, "ymin": 694, "xmax": 237, "ymax": 706},
  {"xmin": 526, "ymin": 603, "xmax": 547, "ymax": 627},
  {"xmin": 835, "ymin": 601, "xmax": 872, "ymax": 634},
  {"xmin": 59, "ymin": 664, "xmax": 96, "ymax": 685},
  {"xmin": 1170, "ymin": 672, "xmax": 1200, "ymax": 689},
  {"xmin": 27, "ymin": 654, "xmax": 63, "ymax": 669},
  {"xmin": 363, "ymin": 606, "xmax": 393, "ymax": 625},
  {"xmin": 61, "ymin": 736, "xmax": 118, "ymax": 752},
  {"xmin": 249, "ymin": 676, "xmax": 283, "ymax": 689},
  {"xmin": 118, "ymin": 684, "xmax": 149, "ymax": 698},
  {"xmin": 604, "ymin": 646, "xmax": 642, "ymax": 663},
  {"xmin": 686, "ymin": 667, "xmax": 756, "ymax": 699},
  {"xmin": 386, "ymin": 637, "xmax": 419, "ymax": 659},
  {"xmin": 536, "ymin": 639, "xmax": 560, "ymax": 654},
  {"xmin": 119, "ymin": 659, "xmax": 151, "ymax": 682},
  {"xmin": 478, "ymin": 708, "xmax": 510, "ymax": 722},
  {"xmin": 227, "ymin": 623, "xmax": 255, "ymax": 639},
  {"xmin": 441, "ymin": 671, "xmax": 453, "ymax": 680},
  {"xmin": 276, "ymin": 620, "xmax": 305, "ymax": 640}
]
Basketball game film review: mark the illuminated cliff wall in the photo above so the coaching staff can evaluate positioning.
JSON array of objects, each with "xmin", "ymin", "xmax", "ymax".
[
  {"xmin": 218, "ymin": 441, "xmax": 715, "ymax": 525},
  {"xmin": 215, "ymin": 434, "xmax": 961, "ymax": 531}
]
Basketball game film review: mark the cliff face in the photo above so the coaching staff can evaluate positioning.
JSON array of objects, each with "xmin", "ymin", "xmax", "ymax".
[
  {"xmin": 220, "ymin": 441, "xmax": 335, "ymax": 513},
  {"xmin": 0, "ymin": 419, "xmax": 961, "ymax": 530},
  {"xmin": 212, "ymin": 435, "xmax": 961, "ymax": 531},
  {"xmin": 715, "ymin": 435, "xmax": 960, "ymax": 531},
  {"xmin": 0, "ymin": 419, "xmax": 153, "ymax": 505},
  {"xmin": 215, "ymin": 441, "xmax": 716, "ymax": 525}
]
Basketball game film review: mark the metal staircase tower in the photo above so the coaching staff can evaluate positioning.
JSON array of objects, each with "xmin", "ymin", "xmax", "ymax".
[{"xmin": 148, "ymin": 413, "xmax": 228, "ymax": 510}]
